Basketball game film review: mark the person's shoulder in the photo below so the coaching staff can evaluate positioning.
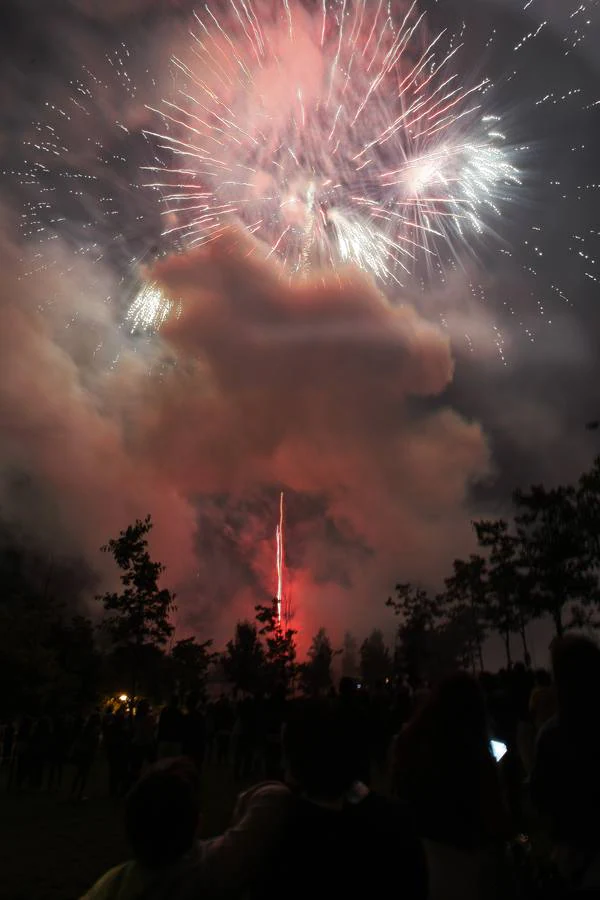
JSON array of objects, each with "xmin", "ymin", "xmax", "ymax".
[
  {"xmin": 347, "ymin": 788, "xmax": 392, "ymax": 816},
  {"xmin": 351, "ymin": 791, "xmax": 421, "ymax": 842},
  {"xmin": 240, "ymin": 780, "xmax": 291, "ymax": 802},
  {"xmin": 233, "ymin": 780, "xmax": 292, "ymax": 822},
  {"xmin": 345, "ymin": 789, "xmax": 396, "ymax": 835},
  {"xmin": 80, "ymin": 862, "xmax": 131, "ymax": 899}
]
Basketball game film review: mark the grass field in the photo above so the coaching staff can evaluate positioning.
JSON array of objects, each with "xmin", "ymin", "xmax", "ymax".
[{"xmin": 0, "ymin": 759, "xmax": 241, "ymax": 900}]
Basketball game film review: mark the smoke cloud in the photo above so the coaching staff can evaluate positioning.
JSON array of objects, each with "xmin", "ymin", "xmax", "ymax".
[
  {"xmin": 1, "ymin": 0, "xmax": 598, "ymax": 657},
  {"xmin": 0, "ymin": 215, "xmax": 197, "ymax": 598},
  {"xmin": 0, "ymin": 210, "xmax": 490, "ymax": 646}
]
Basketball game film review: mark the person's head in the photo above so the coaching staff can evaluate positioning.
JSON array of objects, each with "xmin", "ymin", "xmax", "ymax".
[
  {"xmin": 534, "ymin": 668, "xmax": 552, "ymax": 688},
  {"xmin": 338, "ymin": 676, "xmax": 357, "ymax": 699},
  {"xmin": 168, "ymin": 695, "xmax": 180, "ymax": 710},
  {"xmin": 125, "ymin": 758, "xmax": 200, "ymax": 869},
  {"xmin": 551, "ymin": 635, "xmax": 600, "ymax": 721},
  {"xmin": 283, "ymin": 701, "xmax": 354, "ymax": 802},
  {"xmin": 186, "ymin": 691, "xmax": 199, "ymax": 713},
  {"xmin": 416, "ymin": 672, "xmax": 489, "ymax": 744},
  {"xmin": 137, "ymin": 699, "xmax": 150, "ymax": 718}
]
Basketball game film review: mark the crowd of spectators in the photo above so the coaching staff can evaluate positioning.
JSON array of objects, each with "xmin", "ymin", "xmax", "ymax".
[
  {"xmin": 3, "ymin": 634, "xmax": 600, "ymax": 898},
  {"xmin": 0, "ymin": 689, "xmax": 288, "ymax": 799}
]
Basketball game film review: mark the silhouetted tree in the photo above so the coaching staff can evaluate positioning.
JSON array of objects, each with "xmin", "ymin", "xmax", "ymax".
[
  {"xmin": 445, "ymin": 556, "xmax": 487, "ymax": 671},
  {"xmin": 474, "ymin": 518, "xmax": 536, "ymax": 666},
  {"xmin": 515, "ymin": 484, "xmax": 596, "ymax": 634},
  {"xmin": 300, "ymin": 627, "xmax": 336, "ymax": 696},
  {"xmin": 97, "ymin": 515, "xmax": 175, "ymax": 700},
  {"xmin": 438, "ymin": 604, "xmax": 486, "ymax": 673},
  {"xmin": 171, "ymin": 636, "xmax": 216, "ymax": 696},
  {"xmin": 360, "ymin": 629, "xmax": 391, "ymax": 686},
  {"xmin": 578, "ymin": 457, "xmax": 600, "ymax": 558},
  {"xmin": 48, "ymin": 615, "xmax": 101, "ymax": 706},
  {"xmin": 222, "ymin": 621, "xmax": 265, "ymax": 694},
  {"xmin": 0, "ymin": 589, "xmax": 58, "ymax": 715},
  {"xmin": 255, "ymin": 599, "xmax": 297, "ymax": 694},
  {"xmin": 387, "ymin": 584, "xmax": 475, "ymax": 682},
  {"xmin": 341, "ymin": 631, "xmax": 359, "ymax": 678},
  {"xmin": 0, "ymin": 531, "xmax": 99, "ymax": 715},
  {"xmin": 387, "ymin": 583, "xmax": 440, "ymax": 683},
  {"xmin": 102, "ymin": 643, "xmax": 168, "ymax": 705},
  {"xmin": 574, "ymin": 458, "xmax": 600, "ymax": 625}
]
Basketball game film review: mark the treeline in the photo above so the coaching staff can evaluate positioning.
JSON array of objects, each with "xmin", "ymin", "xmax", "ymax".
[
  {"xmin": 2, "ymin": 456, "xmax": 600, "ymax": 716},
  {"xmin": 390, "ymin": 455, "xmax": 600, "ymax": 681}
]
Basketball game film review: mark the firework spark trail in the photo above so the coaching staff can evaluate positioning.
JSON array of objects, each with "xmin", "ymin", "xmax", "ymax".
[
  {"xmin": 142, "ymin": 0, "xmax": 521, "ymax": 282},
  {"xmin": 15, "ymin": 43, "xmax": 168, "ymax": 345},
  {"xmin": 276, "ymin": 490, "xmax": 285, "ymax": 629}
]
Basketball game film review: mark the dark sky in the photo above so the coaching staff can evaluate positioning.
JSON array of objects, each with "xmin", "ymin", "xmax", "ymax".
[{"xmin": 0, "ymin": 0, "xmax": 598, "ymax": 660}]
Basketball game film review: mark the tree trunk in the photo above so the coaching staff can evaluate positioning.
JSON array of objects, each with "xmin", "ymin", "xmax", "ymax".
[
  {"xmin": 519, "ymin": 622, "xmax": 531, "ymax": 667},
  {"xmin": 503, "ymin": 630, "xmax": 512, "ymax": 669},
  {"xmin": 470, "ymin": 600, "xmax": 484, "ymax": 671},
  {"xmin": 131, "ymin": 619, "xmax": 143, "ymax": 714},
  {"xmin": 130, "ymin": 641, "xmax": 139, "ymax": 717}
]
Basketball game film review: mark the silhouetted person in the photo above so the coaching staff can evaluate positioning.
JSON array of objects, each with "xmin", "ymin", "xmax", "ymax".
[
  {"xmin": 205, "ymin": 702, "xmax": 216, "ymax": 764},
  {"xmin": 29, "ymin": 716, "xmax": 51, "ymax": 789},
  {"xmin": 12, "ymin": 715, "xmax": 33, "ymax": 790},
  {"xmin": 130, "ymin": 699, "xmax": 156, "ymax": 783},
  {"xmin": 394, "ymin": 673, "xmax": 509, "ymax": 847},
  {"xmin": 82, "ymin": 758, "xmax": 204, "ymax": 899},
  {"xmin": 490, "ymin": 664, "xmax": 532, "ymax": 831},
  {"xmin": 47, "ymin": 714, "xmax": 69, "ymax": 790},
  {"xmin": 234, "ymin": 695, "xmax": 256, "ymax": 780},
  {"xmin": 392, "ymin": 676, "xmax": 413, "ymax": 732},
  {"xmin": 515, "ymin": 669, "xmax": 555, "ymax": 778},
  {"xmin": 370, "ymin": 680, "xmax": 393, "ymax": 773},
  {"xmin": 251, "ymin": 700, "xmax": 427, "ymax": 900},
  {"xmin": 337, "ymin": 676, "xmax": 371, "ymax": 784},
  {"xmin": 71, "ymin": 713, "xmax": 100, "ymax": 799},
  {"xmin": 530, "ymin": 668, "xmax": 556, "ymax": 734},
  {"xmin": 182, "ymin": 692, "xmax": 206, "ymax": 772},
  {"xmin": 104, "ymin": 707, "xmax": 130, "ymax": 797},
  {"xmin": 201, "ymin": 779, "xmax": 290, "ymax": 896},
  {"xmin": 531, "ymin": 635, "xmax": 600, "ymax": 888},
  {"xmin": 262, "ymin": 687, "xmax": 285, "ymax": 779},
  {"xmin": 214, "ymin": 695, "xmax": 233, "ymax": 765},
  {"xmin": 157, "ymin": 696, "xmax": 184, "ymax": 759},
  {"xmin": 393, "ymin": 673, "xmax": 512, "ymax": 900}
]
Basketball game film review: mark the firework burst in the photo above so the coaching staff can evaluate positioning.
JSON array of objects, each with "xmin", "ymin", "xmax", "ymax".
[
  {"xmin": 15, "ymin": 0, "xmax": 600, "ymax": 362},
  {"xmin": 143, "ymin": 0, "xmax": 520, "ymax": 282}
]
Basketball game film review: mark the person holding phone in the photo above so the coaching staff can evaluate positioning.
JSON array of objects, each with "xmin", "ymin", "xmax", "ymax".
[{"xmin": 392, "ymin": 673, "xmax": 513, "ymax": 900}]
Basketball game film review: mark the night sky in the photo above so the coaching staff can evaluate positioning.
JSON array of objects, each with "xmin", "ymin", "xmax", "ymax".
[{"xmin": 0, "ymin": 0, "xmax": 598, "ymax": 662}]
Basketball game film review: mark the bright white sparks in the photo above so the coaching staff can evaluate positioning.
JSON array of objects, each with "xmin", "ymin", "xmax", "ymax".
[
  {"xmin": 144, "ymin": 0, "xmax": 521, "ymax": 282},
  {"xmin": 127, "ymin": 281, "xmax": 175, "ymax": 332}
]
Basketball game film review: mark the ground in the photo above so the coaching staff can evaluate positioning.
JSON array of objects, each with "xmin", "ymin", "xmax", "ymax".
[{"xmin": 0, "ymin": 760, "xmax": 241, "ymax": 900}]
